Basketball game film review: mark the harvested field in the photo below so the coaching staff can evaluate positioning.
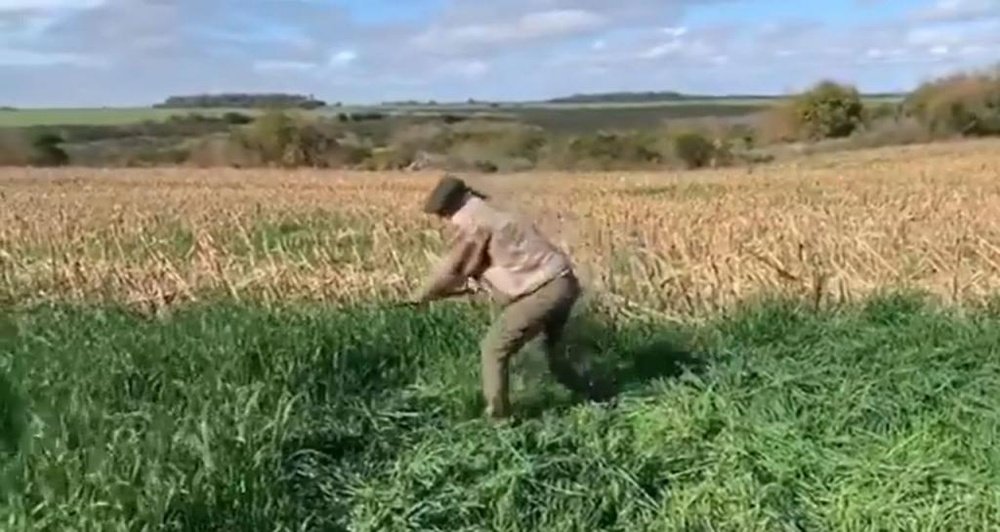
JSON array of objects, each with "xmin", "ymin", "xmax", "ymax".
[{"xmin": 2, "ymin": 138, "xmax": 1000, "ymax": 318}]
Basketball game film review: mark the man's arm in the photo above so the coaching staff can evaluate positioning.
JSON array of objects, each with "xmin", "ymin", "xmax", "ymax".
[{"xmin": 413, "ymin": 229, "xmax": 489, "ymax": 303}]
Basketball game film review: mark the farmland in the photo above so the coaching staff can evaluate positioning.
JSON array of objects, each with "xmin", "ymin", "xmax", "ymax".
[
  {"xmin": 2, "ymin": 138, "xmax": 1000, "ymax": 529},
  {"xmin": 0, "ymin": 100, "xmax": 770, "ymax": 129},
  {"xmin": 0, "ymin": 94, "xmax": 906, "ymax": 131},
  {"xmin": 1, "ymin": 99, "xmax": 780, "ymax": 170}
]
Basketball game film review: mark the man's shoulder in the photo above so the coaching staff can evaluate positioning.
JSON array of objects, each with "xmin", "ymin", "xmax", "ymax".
[{"xmin": 450, "ymin": 223, "xmax": 491, "ymax": 246}]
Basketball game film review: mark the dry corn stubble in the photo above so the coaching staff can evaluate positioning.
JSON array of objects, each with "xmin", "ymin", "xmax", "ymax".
[{"xmin": 1, "ymin": 138, "xmax": 1000, "ymax": 318}]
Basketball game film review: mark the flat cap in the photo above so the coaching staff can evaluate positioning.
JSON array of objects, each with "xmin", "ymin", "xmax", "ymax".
[{"xmin": 422, "ymin": 175, "xmax": 469, "ymax": 214}]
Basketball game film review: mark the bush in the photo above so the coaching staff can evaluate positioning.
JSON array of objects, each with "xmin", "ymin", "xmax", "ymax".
[
  {"xmin": 381, "ymin": 119, "xmax": 548, "ymax": 172},
  {"xmin": 558, "ymin": 131, "xmax": 663, "ymax": 170},
  {"xmin": 222, "ymin": 112, "xmax": 255, "ymax": 125},
  {"xmin": 672, "ymin": 132, "xmax": 716, "ymax": 169},
  {"xmin": 904, "ymin": 68, "xmax": 1000, "ymax": 137},
  {"xmin": 866, "ymin": 102, "xmax": 901, "ymax": 123},
  {"xmin": 753, "ymin": 104, "xmax": 799, "ymax": 144},
  {"xmin": 229, "ymin": 110, "xmax": 337, "ymax": 168},
  {"xmin": 790, "ymin": 80, "xmax": 866, "ymax": 140},
  {"xmin": 29, "ymin": 133, "xmax": 69, "ymax": 167}
]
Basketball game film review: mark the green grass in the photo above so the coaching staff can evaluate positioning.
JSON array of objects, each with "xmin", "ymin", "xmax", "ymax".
[
  {"xmin": 0, "ymin": 96, "xmax": 905, "ymax": 128},
  {"xmin": 2, "ymin": 293, "xmax": 999, "ymax": 530},
  {"xmin": 0, "ymin": 108, "xmax": 234, "ymax": 127}
]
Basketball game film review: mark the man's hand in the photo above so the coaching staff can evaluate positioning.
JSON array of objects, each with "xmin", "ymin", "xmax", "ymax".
[
  {"xmin": 407, "ymin": 285, "xmax": 474, "ymax": 307},
  {"xmin": 414, "ymin": 227, "xmax": 490, "ymax": 305}
]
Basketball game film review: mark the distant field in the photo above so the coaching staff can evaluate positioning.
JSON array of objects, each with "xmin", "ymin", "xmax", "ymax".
[
  {"xmin": 0, "ymin": 100, "xmax": 779, "ymax": 128},
  {"xmin": 0, "ymin": 95, "xmax": 906, "ymax": 128},
  {"xmin": 0, "ymin": 107, "xmax": 250, "ymax": 127}
]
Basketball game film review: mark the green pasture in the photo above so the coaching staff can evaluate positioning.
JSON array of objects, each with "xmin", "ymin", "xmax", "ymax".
[
  {"xmin": 0, "ymin": 94, "xmax": 907, "ymax": 129},
  {"xmin": 1, "ymin": 292, "xmax": 998, "ymax": 530}
]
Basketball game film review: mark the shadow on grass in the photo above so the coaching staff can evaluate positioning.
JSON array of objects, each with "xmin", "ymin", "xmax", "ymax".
[
  {"xmin": 514, "ymin": 311, "xmax": 710, "ymax": 419},
  {"xmin": 0, "ymin": 371, "xmax": 26, "ymax": 458},
  {"xmin": 614, "ymin": 338, "xmax": 707, "ymax": 386}
]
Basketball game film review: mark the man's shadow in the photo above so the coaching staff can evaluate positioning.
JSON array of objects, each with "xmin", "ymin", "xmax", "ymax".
[{"xmin": 512, "ymin": 312, "xmax": 710, "ymax": 419}]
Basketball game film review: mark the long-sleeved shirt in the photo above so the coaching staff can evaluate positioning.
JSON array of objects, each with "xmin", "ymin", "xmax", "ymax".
[{"xmin": 417, "ymin": 196, "xmax": 572, "ymax": 304}]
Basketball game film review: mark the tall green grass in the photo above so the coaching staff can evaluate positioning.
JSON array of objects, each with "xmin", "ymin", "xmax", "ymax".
[{"xmin": 2, "ymin": 293, "xmax": 999, "ymax": 530}]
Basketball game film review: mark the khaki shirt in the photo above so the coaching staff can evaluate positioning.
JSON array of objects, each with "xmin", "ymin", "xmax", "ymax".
[{"xmin": 418, "ymin": 197, "xmax": 572, "ymax": 304}]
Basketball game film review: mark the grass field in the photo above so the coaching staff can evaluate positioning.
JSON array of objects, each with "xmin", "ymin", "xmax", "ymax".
[
  {"xmin": 0, "ymin": 102, "xmax": 768, "ymax": 131},
  {"xmin": 0, "ymin": 96, "xmax": 905, "ymax": 128},
  {"xmin": 2, "ymin": 138, "xmax": 1000, "ymax": 529},
  {"xmin": 0, "ymin": 95, "xmax": 906, "ymax": 129}
]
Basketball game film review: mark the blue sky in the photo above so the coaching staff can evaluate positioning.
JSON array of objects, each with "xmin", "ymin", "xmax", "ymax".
[{"xmin": 1, "ymin": 0, "xmax": 998, "ymax": 107}]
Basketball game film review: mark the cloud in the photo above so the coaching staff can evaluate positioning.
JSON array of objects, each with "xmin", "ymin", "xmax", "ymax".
[
  {"xmin": 0, "ymin": 0, "xmax": 998, "ymax": 106},
  {"xmin": 253, "ymin": 60, "xmax": 314, "ymax": 73},
  {"xmin": 0, "ymin": 47, "xmax": 106, "ymax": 67},
  {"xmin": 328, "ymin": 49, "xmax": 358, "ymax": 67},
  {"xmin": 413, "ymin": 9, "xmax": 606, "ymax": 53},
  {"xmin": 0, "ymin": 0, "xmax": 105, "ymax": 10},
  {"xmin": 912, "ymin": 0, "xmax": 1000, "ymax": 22}
]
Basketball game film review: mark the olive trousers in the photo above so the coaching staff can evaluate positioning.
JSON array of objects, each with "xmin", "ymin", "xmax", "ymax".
[{"xmin": 479, "ymin": 273, "xmax": 609, "ymax": 419}]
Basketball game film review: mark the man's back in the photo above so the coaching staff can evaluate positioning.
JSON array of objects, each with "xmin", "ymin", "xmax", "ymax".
[{"xmin": 450, "ymin": 196, "xmax": 572, "ymax": 301}]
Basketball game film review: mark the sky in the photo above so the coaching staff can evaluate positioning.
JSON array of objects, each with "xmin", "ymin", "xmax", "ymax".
[{"xmin": 0, "ymin": 0, "xmax": 998, "ymax": 107}]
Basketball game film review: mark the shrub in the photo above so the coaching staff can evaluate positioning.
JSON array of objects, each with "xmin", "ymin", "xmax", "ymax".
[
  {"xmin": 560, "ymin": 131, "xmax": 663, "ymax": 170},
  {"xmin": 753, "ymin": 104, "xmax": 799, "ymax": 144},
  {"xmin": 29, "ymin": 132, "xmax": 69, "ymax": 167},
  {"xmin": 447, "ymin": 120, "xmax": 548, "ymax": 170},
  {"xmin": 382, "ymin": 119, "xmax": 548, "ymax": 172},
  {"xmin": 904, "ymin": 68, "xmax": 1000, "ymax": 137},
  {"xmin": 121, "ymin": 145, "xmax": 190, "ymax": 167},
  {"xmin": 230, "ymin": 110, "xmax": 337, "ymax": 167},
  {"xmin": 790, "ymin": 80, "xmax": 866, "ymax": 140},
  {"xmin": 725, "ymin": 123, "xmax": 758, "ymax": 150},
  {"xmin": 222, "ymin": 112, "xmax": 255, "ymax": 125},
  {"xmin": 866, "ymin": 102, "xmax": 901, "ymax": 123},
  {"xmin": 388, "ymin": 122, "xmax": 452, "ymax": 156},
  {"xmin": 672, "ymin": 132, "xmax": 715, "ymax": 169}
]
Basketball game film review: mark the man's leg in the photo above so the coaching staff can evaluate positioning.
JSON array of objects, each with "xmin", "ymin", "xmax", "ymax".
[
  {"xmin": 479, "ymin": 294, "xmax": 548, "ymax": 420},
  {"xmin": 542, "ymin": 275, "xmax": 617, "ymax": 402}
]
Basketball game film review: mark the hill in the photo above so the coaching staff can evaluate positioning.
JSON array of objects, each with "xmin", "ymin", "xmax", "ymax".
[{"xmin": 546, "ymin": 90, "xmax": 906, "ymax": 104}]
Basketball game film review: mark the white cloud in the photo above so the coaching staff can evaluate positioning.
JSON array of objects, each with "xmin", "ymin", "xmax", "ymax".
[
  {"xmin": 462, "ymin": 59, "xmax": 489, "ymax": 78},
  {"xmin": 959, "ymin": 44, "xmax": 987, "ymax": 55},
  {"xmin": 413, "ymin": 8, "xmax": 604, "ymax": 51},
  {"xmin": 662, "ymin": 26, "xmax": 688, "ymax": 37},
  {"xmin": 0, "ymin": 0, "xmax": 104, "ymax": 9},
  {"xmin": 1, "ymin": 0, "xmax": 999, "ymax": 107},
  {"xmin": 446, "ymin": 59, "xmax": 490, "ymax": 79},
  {"xmin": 328, "ymin": 49, "xmax": 357, "ymax": 67},
  {"xmin": 906, "ymin": 25, "xmax": 968, "ymax": 46},
  {"xmin": 520, "ymin": 9, "xmax": 603, "ymax": 35},
  {"xmin": 253, "ymin": 60, "xmax": 314, "ymax": 73},
  {"xmin": 640, "ymin": 41, "xmax": 682, "ymax": 59},
  {"xmin": 0, "ymin": 47, "xmax": 105, "ymax": 66},
  {"xmin": 912, "ymin": 0, "xmax": 1000, "ymax": 22}
]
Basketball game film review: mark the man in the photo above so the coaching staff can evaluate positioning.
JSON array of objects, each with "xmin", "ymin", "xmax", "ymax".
[{"xmin": 412, "ymin": 175, "xmax": 613, "ymax": 421}]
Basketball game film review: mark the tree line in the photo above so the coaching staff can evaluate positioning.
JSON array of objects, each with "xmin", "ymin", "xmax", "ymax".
[{"xmin": 154, "ymin": 93, "xmax": 327, "ymax": 110}]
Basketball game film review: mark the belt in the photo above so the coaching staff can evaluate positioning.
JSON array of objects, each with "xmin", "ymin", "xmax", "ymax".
[{"xmin": 500, "ymin": 269, "xmax": 576, "ymax": 307}]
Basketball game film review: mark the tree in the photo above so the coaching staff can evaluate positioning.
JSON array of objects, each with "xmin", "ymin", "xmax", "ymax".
[
  {"xmin": 791, "ymin": 80, "xmax": 866, "ymax": 139},
  {"xmin": 672, "ymin": 132, "xmax": 715, "ymax": 169}
]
